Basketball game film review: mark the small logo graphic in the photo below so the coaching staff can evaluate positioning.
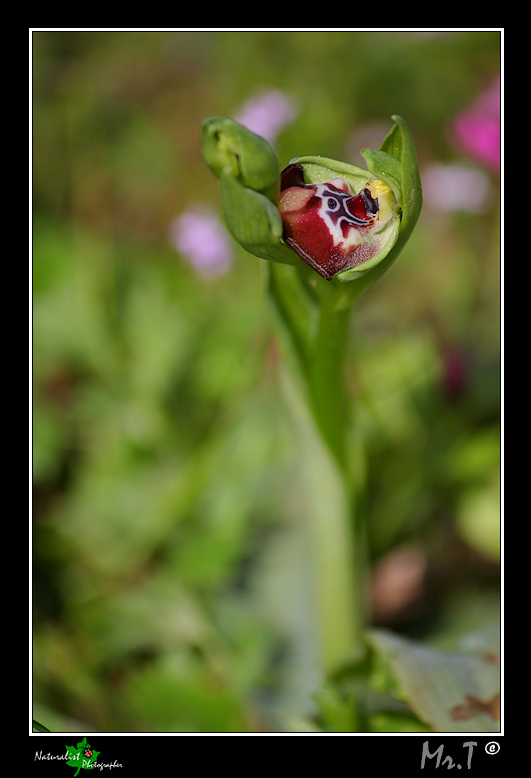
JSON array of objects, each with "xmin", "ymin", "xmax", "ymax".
[
  {"xmin": 485, "ymin": 741, "xmax": 500, "ymax": 755},
  {"xmin": 65, "ymin": 737, "xmax": 100, "ymax": 776}
]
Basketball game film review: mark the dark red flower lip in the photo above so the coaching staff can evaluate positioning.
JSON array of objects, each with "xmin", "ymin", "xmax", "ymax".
[{"xmin": 279, "ymin": 164, "xmax": 381, "ymax": 280}]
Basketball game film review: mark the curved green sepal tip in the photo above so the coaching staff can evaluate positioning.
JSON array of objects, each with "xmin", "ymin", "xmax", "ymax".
[{"xmin": 376, "ymin": 114, "xmax": 423, "ymax": 244}]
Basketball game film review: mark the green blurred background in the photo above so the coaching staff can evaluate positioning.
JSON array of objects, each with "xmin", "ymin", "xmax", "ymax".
[{"xmin": 32, "ymin": 30, "xmax": 501, "ymax": 732}]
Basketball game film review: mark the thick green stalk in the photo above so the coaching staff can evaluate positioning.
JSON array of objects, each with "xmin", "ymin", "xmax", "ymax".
[
  {"xmin": 270, "ymin": 264, "xmax": 367, "ymax": 673},
  {"xmin": 308, "ymin": 299, "xmax": 367, "ymax": 672},
  {"xmin": 307, "ymin": 296, "xmax": 351, "ymax": 472},
  {"xmin": 290, "ymin": 375, "xmax": 365, "ymax": 673}
]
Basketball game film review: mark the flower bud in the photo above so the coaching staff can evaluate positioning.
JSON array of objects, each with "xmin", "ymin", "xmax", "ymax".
[
  {"xmin": 201, "ymin": 116, "xmax": 296, "ymax": 266},
  {"xmin": 201, "ymin": 115, "xmax": 280, "ymax": 202}
]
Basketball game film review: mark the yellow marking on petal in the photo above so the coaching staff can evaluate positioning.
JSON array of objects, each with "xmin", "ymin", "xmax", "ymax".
[
  {"xmin": 369, "ymin": 179, "xmax": 394, "ymax": 223},
  {"xmin": 369, "ymin": 179, "xmax": 391, "ymax": 198}
]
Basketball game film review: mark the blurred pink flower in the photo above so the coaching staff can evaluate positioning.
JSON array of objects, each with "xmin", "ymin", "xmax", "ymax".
[
  {"xmin": 423, "ymin": 163, "xmax": 490, "ymax": 213},
  {"xmin": 450, "ymin": 77, "xmax": 500, "ymax": 173},
  {"xmin": 234, "ymin": 89, "xmax": 298, "ymax": 145},
  {"xmin": 169, "ymin": 206, "xmax": 232, "ymax": 277},
  {"xmin": 371, "ymin": 545, "xmax": 427, "ymax": 623}
]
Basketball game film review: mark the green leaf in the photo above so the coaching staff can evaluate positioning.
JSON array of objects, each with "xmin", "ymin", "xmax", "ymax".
[
  {"xmin": 313, "ymin": 683, "xmax": 358, "ymax": 732},
  {"xmin": 368, "ymin": 628, "xmax": 500, "ymax": 732}
]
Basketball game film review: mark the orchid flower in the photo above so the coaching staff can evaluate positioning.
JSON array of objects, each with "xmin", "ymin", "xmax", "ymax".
[
  {"xmin": 278, "ymin": 160, "xmax": 397, "ymax": 281},
  {"xmin": 201, "ymin": 114, "xmax": 422, "ymax": 293}
]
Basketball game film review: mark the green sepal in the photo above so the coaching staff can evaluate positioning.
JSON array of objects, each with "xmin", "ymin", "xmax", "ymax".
[
  {"xmin": 219, "ymin": 171, "xmax": 297, "ymax": 265},
  {"xmin": 287, "ymin": 155, "xmax": 371, "ymax": 196},
  {"xmin": 375, "ymin": 114, "xmax": 423, "ymax": 249}
]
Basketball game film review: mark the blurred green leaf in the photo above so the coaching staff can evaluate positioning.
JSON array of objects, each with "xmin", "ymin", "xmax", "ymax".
[
  {"xmin": 456, "ymin": 477, "xmax": 500, "ymax": 562},
  {"xmin": 368, "ymin": 628, "xmax": 500, "ymax": 732},
  {"xmin": 123, "ymin": 652, "xmax": 249, "ymax": 732}
]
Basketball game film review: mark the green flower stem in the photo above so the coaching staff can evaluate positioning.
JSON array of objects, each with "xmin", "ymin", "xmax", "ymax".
[
  {"xmin": 307, "ymin": 290, "xmax": 351, "ymax": 471},
  {"xmin": 290, "ymin": 373, "xmax": 365, "ymax": 672},
  {"xmin": 269, "ymin": 263, "xmax": 367, "ymax": 673},
  {"xmin": 268, "ymin": 263, "xmax": 358, "ymax": 472}
]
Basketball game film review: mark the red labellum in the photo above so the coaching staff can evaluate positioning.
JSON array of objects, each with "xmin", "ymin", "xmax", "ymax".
[{"xmin": 279, "ymin": 163, "xmax": 381, "ymax": 280}]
